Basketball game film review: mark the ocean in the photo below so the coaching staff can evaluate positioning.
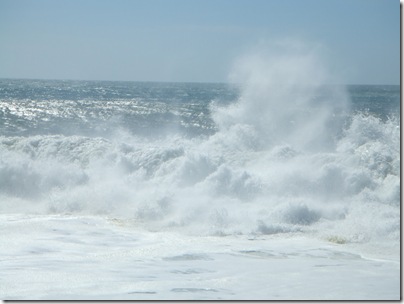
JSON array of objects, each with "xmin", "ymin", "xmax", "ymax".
[{"xmin": 0, "ymin": 78, "xmax": 400, "ymax": 300}]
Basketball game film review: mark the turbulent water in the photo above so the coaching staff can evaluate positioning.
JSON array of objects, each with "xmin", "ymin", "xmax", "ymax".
[
  {"xmin": 0, "ymin": 53, "xmax": 400, "ymax": 299},
  {"xmin": 0, "ymin": 78, "xmax": 399, "ymax": 241}
]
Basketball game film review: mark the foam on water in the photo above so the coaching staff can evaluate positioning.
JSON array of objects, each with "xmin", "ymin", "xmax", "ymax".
[
  {"xmin": 0, "ymin": 47, "xmax": 400, "ymax": 247},
  {"xmin": 0, "ymin": 213, "xmax": 399, "ymax": 300},
  {"xmin": 0, "ymin": 45, "xmax": 400, "ymax": 300}
]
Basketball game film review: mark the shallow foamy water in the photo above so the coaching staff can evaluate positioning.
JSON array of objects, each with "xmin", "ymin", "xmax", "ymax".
[
  {"xmin": 0, "ymin": 214, "xmax": 399, "ymax": 300},
  {"xmin": 0, "ymin": 48, "xmax": 400, "ymax": 300}
]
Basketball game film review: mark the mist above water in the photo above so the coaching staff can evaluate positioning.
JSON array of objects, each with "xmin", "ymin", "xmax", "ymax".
[
  {"xmin": 213, "ymin": 43, "xmax": 350, "ymax": 152},
  {"xmin": 0, "ymin": 44, "xmax": 399, "ymax": 245}
]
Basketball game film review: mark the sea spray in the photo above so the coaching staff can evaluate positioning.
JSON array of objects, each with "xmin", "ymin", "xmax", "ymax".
[
  {"xmin": 0, "ymin": 50, "xmax": 399, "ymax": 244},
  {"xmin": 212, "ymin": 43, "xmax": 350, "ymax": 152}
]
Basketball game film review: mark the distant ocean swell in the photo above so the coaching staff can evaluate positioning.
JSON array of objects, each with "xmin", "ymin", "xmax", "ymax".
[{"xmin": 0, "ymin": 54, "xmax": 400, "ymax": 245}]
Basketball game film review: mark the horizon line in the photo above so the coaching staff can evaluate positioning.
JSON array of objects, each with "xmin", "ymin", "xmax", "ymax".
[{"xmin": 0, "ymin": 77, "xmax": 400, "ymax": 87}]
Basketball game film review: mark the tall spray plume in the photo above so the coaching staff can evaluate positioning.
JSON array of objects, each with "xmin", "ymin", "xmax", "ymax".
[{"xmin": 212, "ymin": 41, "xmax": 350, "ymax": 152}]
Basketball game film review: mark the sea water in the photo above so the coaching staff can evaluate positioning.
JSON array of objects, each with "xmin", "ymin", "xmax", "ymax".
[{"xmin": 0, "ymin": 56, "xmax": 400, "ymax": 299}]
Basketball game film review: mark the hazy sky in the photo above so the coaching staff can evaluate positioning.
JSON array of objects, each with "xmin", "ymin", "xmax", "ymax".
[{"xmin": 0, "ymin": 0, "xmax": 399, "ymax": 84}]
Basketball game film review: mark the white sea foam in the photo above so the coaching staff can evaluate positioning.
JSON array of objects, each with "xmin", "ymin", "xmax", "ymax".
[
  {"xmin": 0, "ymin": 213, "xmax": 399, "ymax": 300},
  {"xmin": 0, "ymin": 48, "xmax": 399, "ymax": 247},
  {"xmin": 0, "ymin": 44, "xmax": 400, "ymax": 300}
]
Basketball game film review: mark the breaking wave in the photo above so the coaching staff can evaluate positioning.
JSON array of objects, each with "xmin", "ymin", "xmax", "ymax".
[{"xmin": 0, "ymin": 46, "xmax": 399, "ymax": 244}]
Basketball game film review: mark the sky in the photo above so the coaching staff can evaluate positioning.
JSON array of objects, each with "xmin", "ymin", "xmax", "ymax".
[{"xmin": 0, "ymin": 0, "xmax": 400, "ymax": 84}]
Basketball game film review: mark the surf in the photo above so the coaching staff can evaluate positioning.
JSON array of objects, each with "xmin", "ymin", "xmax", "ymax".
[{"xmin": 0, "ymin": 45, "xmax": 400, "ymax": 246}]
